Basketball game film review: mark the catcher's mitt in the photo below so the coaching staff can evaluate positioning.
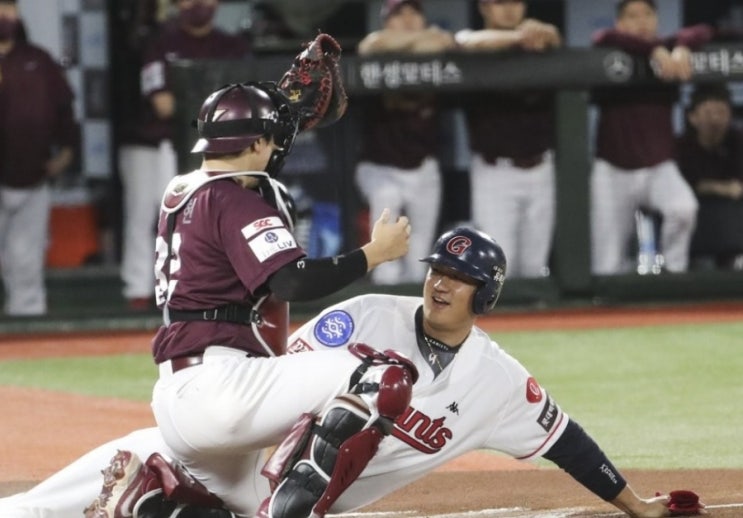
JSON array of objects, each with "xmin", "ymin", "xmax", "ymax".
[
  {"xmin": 656, "ymin": 490, "xmax": 704, "ymax": 516},
  {"xmin": 277, "ymin": 33, "xmax": 348, "ymax": 131}
]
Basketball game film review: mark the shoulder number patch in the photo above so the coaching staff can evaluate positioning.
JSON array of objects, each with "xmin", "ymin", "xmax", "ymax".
[{"xmin": 314, "ymin": 310, "xmax": 354, "ymax": 347}]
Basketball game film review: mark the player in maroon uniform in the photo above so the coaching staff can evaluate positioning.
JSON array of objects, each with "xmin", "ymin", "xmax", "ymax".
[
  {"xmin": 456, "ymin": 0, "xmax": 561, "ymax": 279},
  {"xmin": 84, "ymin": 79, "xmax": 418, "ymax": 518},
  {"xmin": 590, "ymin": 0, "xmax": 713, "ymax": 274},
  {"xmin": 0, "ymin": 0, "xmax": 78, "ymax": 315},
  {"xmin": 354, "ymin": 0, "xmax": 456, "ymax": 285},
  {"xmin": 119, "ymin": 0, "xmax": 250, "ymax": 310}
]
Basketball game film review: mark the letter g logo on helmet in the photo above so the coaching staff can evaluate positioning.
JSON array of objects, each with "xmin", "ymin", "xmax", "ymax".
[{"xmin": 446, "ymin": 236, "xmax": 472, "ymax": 256}]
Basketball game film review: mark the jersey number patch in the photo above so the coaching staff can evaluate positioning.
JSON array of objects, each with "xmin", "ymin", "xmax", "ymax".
[{"xmin": 154, "ymin": 233, "xmax": 182, "ymax": 306}]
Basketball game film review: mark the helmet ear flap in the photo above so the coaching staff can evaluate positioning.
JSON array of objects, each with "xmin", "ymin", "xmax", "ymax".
[{"xmin": 472, "ymin": 276, "xmax": 499, "ymax": 315}]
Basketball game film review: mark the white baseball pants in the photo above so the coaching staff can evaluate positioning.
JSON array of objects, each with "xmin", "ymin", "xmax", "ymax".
[
  {"xmin": 0, "ymin": 183, "xmax": 50, "ymax": 315},
  {"xmin": 356, "ymin": 157, "xmax": 441, "ymax": 285},
  {"xmin": 469, "ymin": 152, "xmax": 555, "ymax": 278},
  {"xmin": 119, "ymin": 141, "xmax": 178, "ymax": 299},
  {"xmin": 590, "ymin": 158, "xmax": 698, "ymax": 275}
]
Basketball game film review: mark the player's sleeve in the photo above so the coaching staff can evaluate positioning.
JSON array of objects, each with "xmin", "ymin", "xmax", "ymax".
[
  {"xmin": 267, "ymin": 250, "xmax": 367, "ymax": 302},
  {"xmin": 140, "ymin": 35, "xmax": 169, "ymax": 97},
  {"xmin": 541, "ymin": 418, "xmax": 627, "ymax": 501},
  {"xmin": 223, "ymin": 211, "xmax": 305, "ymax": 293},
  {"xmin": 591, "ymin": 27, "xmax": 660, "ymax": 55},
  {"xmin": 44, "ymin": 51, "xmax": 79, "ymax": 149},
  {"xmin": 482, "ymin": 357, "xmax": 569, "ymax": 460}
]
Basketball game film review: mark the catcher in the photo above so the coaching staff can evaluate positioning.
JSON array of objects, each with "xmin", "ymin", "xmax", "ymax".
[{"xmin": 82, "ymin": 33, "xmax": 418, "ymax": 518}]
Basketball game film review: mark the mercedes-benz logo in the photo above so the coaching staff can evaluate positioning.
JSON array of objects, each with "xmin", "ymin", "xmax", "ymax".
[{"xmin": 603, "ymin": 51, "xmax": 634, "ymax": 82}]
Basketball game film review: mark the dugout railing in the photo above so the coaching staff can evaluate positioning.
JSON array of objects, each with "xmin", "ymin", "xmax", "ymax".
[{"xmin": 166, "ymin": 44, "xmax": 743, "ymax": 316}]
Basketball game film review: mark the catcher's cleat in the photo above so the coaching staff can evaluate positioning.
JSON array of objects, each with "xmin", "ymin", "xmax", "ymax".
[
  {"xmin": 134, "ymin": 496, "xmax": 235, "ymax": 518},
  {"xmin": 83, "ymin": 450, "xmax": 160, "ymax": 518},
  {"xmin": 170, "ymin": 505, "xmax": 236, "ymax": 517},
  {"xmin": 131, "ymin": 488, "xmax": 177, "ymax": 518}
]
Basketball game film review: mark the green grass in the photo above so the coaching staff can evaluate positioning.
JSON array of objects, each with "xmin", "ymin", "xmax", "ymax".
[
  {"xmin": 493, "ymin": 322, "xmax": 743, "ymax": 469},
  {"xmin": 0, "ymin": 354, "xmax": 156, "ymax": 401},
  {"xmin": 0, "ymin": 322, "xmax": 741, "ymax": 469}
]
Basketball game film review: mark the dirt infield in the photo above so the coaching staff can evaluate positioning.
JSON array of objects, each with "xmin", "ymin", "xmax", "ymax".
[{"xmin": 2, "ymin": 301, "xmax": 742, "ymax": 516}]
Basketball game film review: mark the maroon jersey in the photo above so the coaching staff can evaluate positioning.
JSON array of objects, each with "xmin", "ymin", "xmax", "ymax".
[
  {"xmin": 152, "ymin": 177, "xmax": 305, "ymax": 363},
  {"xmin": 592, "ymin": 25, "xmax": 713, "ymax": 169},
  {"xmin": 676, "ymin": 127, "xmax": 743, "ymax": 187},
  {"xmin": 592, "ymin": 84, "xmax": 678, "ymax": 169},
  {"xmin": 357, "ymin": 93, "xmax": 440, "ymax": 169},
  {"xmin": 464, "ymin": 91, "xmax": 554, "ymax": 162},
  {"xmin": 0, "ymin": 42, "xmax": 78, "ymax": 187},
  {"xmin": 126, "ymin": 22, "xmax": 250, "ymax": 146}
]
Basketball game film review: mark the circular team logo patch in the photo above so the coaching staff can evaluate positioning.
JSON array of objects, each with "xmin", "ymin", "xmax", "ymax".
[
  {"xmin": 526, "ymin": 377, "xmax": 543, "ymax": 403},
  {"xmin": 314, "ymin": 310, "xmax": 354, "ymax": 347}
]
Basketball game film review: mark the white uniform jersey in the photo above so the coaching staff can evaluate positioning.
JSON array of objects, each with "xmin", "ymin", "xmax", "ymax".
[{"xmin": 289, "ymin": 294, "xmax": 570, "ymax": 512}]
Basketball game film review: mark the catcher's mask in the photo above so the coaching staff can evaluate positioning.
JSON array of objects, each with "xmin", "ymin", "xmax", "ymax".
[
  {"xmin": 421, "ymin": 227, "xmax": 507, "ymax": 315},
  {"xmin": 191, "ymin": 82, "xmax": 299, "ymax": 178}
]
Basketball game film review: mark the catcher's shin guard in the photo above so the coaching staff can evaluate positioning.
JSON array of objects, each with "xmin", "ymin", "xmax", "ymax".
[{"xmin": 258, "ymin": 345, "xmax": 416, "ymax": 517}]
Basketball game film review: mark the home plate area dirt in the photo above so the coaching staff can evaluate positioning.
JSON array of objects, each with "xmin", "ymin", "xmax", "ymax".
[{"xmin": 2, "ymin": 302, "xmax": 743, "ymax": 516}]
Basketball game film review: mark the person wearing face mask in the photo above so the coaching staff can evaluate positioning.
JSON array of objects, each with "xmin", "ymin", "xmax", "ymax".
[
  {"xmin": 676, "ymin": 82, "xmax": 743, "ymax": 271},
  {"xmin": 118, "ymin": 0, "xmax": 250, "ymax": 311},
  {"xmin": 0, "ymin": 0, "xmax": 79, "ymax": 315}
]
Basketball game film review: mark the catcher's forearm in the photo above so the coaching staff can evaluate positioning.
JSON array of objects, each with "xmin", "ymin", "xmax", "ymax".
[{"xmin": 267, "ymin": 250, "xmax": 367, "ymax": 302}]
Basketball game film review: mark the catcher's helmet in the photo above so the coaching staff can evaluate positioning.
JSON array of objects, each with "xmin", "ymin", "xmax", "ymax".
[
  {"xmin": 191, "ymin": 82, "xmax": 299, "ymax": 177},
  {"xmin": 421, "ymin": 227, "xmax": 507, "ymax": 315}
]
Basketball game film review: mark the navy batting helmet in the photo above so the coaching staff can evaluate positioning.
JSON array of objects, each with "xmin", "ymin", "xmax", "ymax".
[
  {"xmin": 191, "ymin": 82, "xmax": 299, "ymax": 177},
  {"xmin": 421, "ymin": 227, "xmax": 507, "ymax": 314}
]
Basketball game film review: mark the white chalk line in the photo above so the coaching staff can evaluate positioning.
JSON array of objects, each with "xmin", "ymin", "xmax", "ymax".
[
  {"xmin": 706, "ymin": 502, "xmax": 743, "ymax": 509},
  {"xmin": 330, "ymin": 501, "xmax": 743, "ymax": 517},
  {"xmin": 330, "ymin": 508, "xmax": 596, "ymax": 518}
]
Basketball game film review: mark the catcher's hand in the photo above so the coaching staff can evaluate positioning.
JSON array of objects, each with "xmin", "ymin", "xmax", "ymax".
[{"xmin": 278, "ymin": 33, "xmax": 348, "ymax": 131}]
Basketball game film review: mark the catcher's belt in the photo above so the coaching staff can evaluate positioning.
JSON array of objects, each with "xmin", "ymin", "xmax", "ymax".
[{"xmin": 166, "ymin": 304, "xmax": 259, "ymax": 326}]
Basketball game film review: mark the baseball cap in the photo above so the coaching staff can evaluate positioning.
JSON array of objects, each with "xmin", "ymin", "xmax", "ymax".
[
  {"xmin": 688, "ymin": 82, "xmax": 732, "ymax": 110},
  {"xmin": 381, "ymin": 0, "xmax": 423, "ymax": 20},
  {"xmin": 616, "ymin": 0, "xmax": 656, "ymax": 15}
]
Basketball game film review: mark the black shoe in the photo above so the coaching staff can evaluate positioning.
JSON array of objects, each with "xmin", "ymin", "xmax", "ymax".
[{"xmin": 133, "ymin": 489, "xmax": 177, "ymax": 518}]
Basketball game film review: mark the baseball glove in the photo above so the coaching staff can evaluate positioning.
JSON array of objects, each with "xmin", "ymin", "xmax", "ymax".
[
  {"xmin": 656, "ymin": 489, "xmax": 704, "ymax": 516},
  {"xmin": 277, "ymin": 33, "xmax": 348, "ymax": 132}
]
